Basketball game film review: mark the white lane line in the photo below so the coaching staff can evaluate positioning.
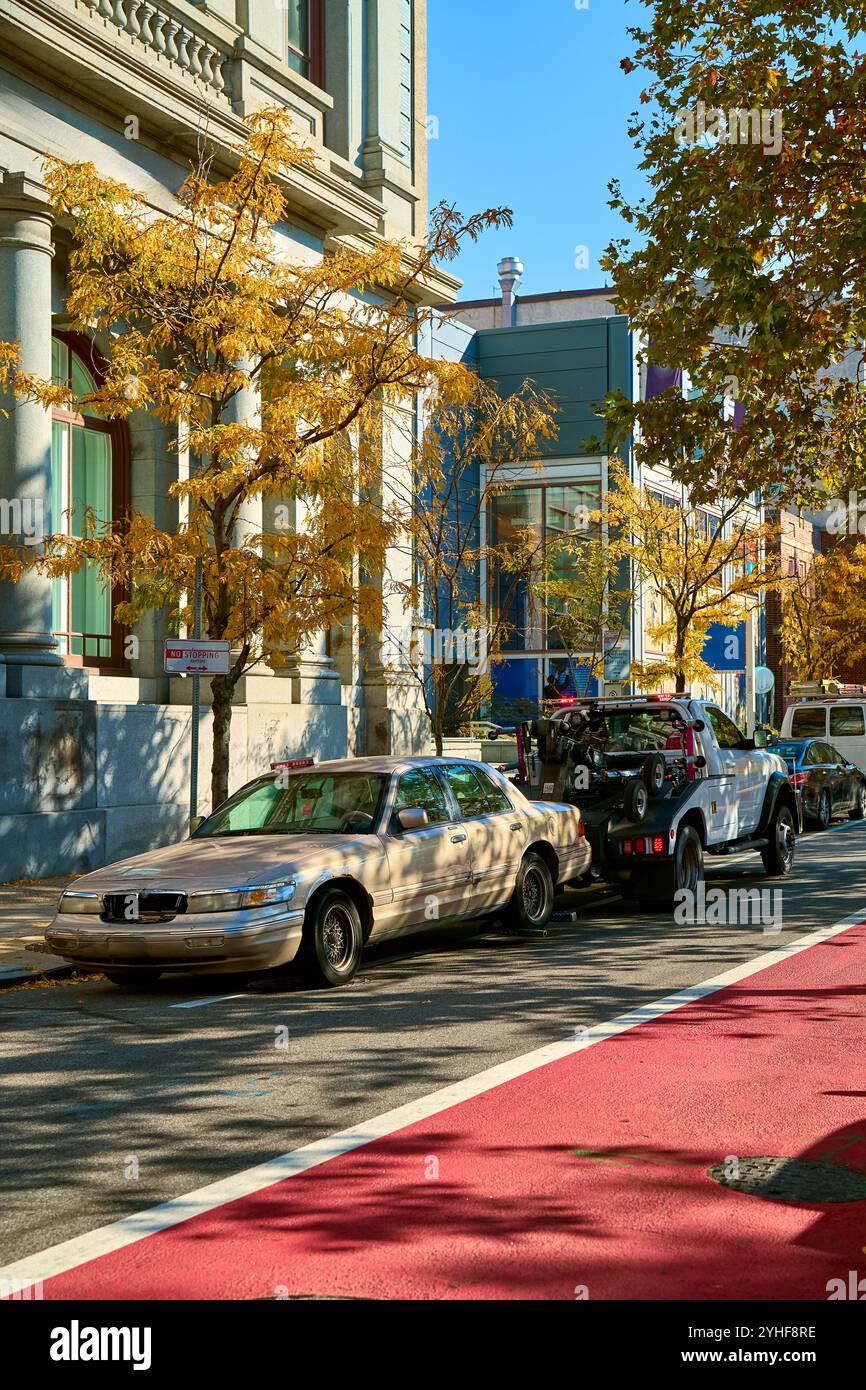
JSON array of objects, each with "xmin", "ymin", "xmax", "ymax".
[
  {"xmin": 169, "ymin": 994, "xmax": 246, "ymax": 1010},
  {"xmin": 3, "ymin": 907, "xmax": 865, "ymax": 1292}
]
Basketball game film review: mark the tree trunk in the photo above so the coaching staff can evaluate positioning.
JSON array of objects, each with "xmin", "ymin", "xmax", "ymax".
[
  {"xmin": 210, "ymin": 673, "xmax": 236, "ymax": 810},
  {"xmin": 433, "ymin": 723, "xmax": 444, "ymax": 757}
]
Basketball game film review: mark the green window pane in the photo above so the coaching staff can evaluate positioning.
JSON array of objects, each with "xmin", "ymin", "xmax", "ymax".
[
  {"xmin": 52, "ymin": 338, "xmax": 68, "ymax": 387},
  {"xmin": 69, "ymin": 427, "xmax": 112, "ymax": 644}
]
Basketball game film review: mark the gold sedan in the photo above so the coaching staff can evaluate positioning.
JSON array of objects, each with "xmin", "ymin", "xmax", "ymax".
[{"xmin": 45, "ymin": 757, "xmax": 590, "ymax": 989}]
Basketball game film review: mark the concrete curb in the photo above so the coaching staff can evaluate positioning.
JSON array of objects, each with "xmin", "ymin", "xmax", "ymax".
[{"xmin": 0, "ymin": 961, "xmax": 75, "ymax": 988}]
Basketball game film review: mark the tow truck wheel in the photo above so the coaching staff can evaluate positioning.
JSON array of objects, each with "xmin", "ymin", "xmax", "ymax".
[
  {"xmin": 623, "ymin": 777, "xmax": 649, "ymax": 824},
  {"xmin": 635, "ymin": 826, "xmax": 703, "ymax": 908},
  {"xmin": 673, "ymin": 826, "xmax": 704, "ymax": 896},
  {"xmin": 761, "ymin": 803, "xmax": 796, "ymax": 877},
  {"xmin": 641, "ymin": 753, "xmax": 667, "ymax": 797}
]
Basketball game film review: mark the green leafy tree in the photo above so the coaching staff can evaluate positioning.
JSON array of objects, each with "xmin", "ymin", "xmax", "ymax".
[{"xmin": 602, "ymin": 1, "xmax": 866, "ymax": 506}]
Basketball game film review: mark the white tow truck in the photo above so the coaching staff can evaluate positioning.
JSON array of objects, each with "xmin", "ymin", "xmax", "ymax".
[{"xmin": 516, "ymin": 694, "xmax": 801, "ymax": 906}]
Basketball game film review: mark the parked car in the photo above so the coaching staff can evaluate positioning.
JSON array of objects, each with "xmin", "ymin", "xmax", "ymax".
[
  {"xmin": 781, "ymin": 693, "xmax": 866, "ymax": 773},
  {"xmin": 44, "ymin": 757, "xmax": 590, "ymax": 989},
  {"xmin": 769, "ymin": 737, "xmax": 866, "ymax": 829},
  {"xmin": 515, "ymin": 694, "xmax": 801, "ymax": 907}
]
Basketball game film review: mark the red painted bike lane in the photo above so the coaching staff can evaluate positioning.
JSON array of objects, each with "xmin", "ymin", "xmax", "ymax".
[{"xmin": 39, "ymin": 922, "xmax": 866, "ymax": 1300}]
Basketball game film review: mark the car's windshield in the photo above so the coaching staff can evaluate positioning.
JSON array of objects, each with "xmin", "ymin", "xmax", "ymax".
[{"xmin": 194, "ymin": 772, "xmax": 390, "ymax": 837}]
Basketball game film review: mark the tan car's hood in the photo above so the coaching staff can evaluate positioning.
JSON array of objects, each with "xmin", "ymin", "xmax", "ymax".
[{"xmin": 69, "ymin": 834, "xmax": 380, "ymax": 894}]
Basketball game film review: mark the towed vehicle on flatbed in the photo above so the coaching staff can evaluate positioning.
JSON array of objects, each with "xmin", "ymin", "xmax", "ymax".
[{"xmin": 513, "ymin": 695, "xmax": 801, "ymax": 907}]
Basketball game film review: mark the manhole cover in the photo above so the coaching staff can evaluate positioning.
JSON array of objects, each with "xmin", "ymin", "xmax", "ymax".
[{"xmin": 708, "ymin": 1156, "xmax": 866, "ymax": 1204}]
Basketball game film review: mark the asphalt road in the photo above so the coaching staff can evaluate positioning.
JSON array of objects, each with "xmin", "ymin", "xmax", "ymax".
[{"xmin": 2, "ymin": 818, "xmax": 865, "ymax": 1268}]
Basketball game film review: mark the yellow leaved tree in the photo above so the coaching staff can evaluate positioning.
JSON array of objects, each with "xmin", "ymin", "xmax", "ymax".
[
  {"xmin": 779, "ymin": 546, "xmax": 866, "ymax": 683},
  {"xmin": 603, "ymin": 464, "xmax": 778, "ymax": 693},
  {"xmin": 0, "ymin": 108, "xmax": 510, "ymax": 808}
]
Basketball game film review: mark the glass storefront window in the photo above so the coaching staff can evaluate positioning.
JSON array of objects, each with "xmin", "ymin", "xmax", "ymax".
[{"xmin": 489, "ymin": 480, "xmax": 602, "ymax": 653}]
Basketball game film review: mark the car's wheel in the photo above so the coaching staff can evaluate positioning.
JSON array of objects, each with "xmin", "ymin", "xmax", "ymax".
[
  {"xmin": 761, "ymin": 802, "xmax": 796, "ymax": 876},
  {"xmin": 502, "ymin": 852, "xmax": 555, "ymax": 933},
  {"xmin": 641, "ymin": 753, "xmax": 667, "ymax": 797},
  {"xmin": 300, "ymin": 887, "xmax": 364, "ymax": 987},
  {"xmin": 105, "ymin": 970, "xmax": 162, "ymax": 990},
  {"xmin": 623, "ymin": 777, "xmax": 649, "ymax": 824},
  {"xmin": 809, "ymin": 789, "xmax": 831, "ymax": 831},
  {"xmin": 850, "ymin": 781, "xmax": 866, "ymax": 821}
]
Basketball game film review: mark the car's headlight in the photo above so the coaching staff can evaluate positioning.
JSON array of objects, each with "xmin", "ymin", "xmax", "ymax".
[
  {"xmin": 58, "ymin": 892, "xmax": 103, "ymax": 915},
  {"xmin": 187, "ymin": 882, "xmax": 296, "ymax": 914}
]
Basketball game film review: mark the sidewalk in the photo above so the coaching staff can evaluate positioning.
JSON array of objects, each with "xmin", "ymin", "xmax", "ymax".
[{"xmin": 0, "ymin": 878, "xmax": 75, "ymax": 986}]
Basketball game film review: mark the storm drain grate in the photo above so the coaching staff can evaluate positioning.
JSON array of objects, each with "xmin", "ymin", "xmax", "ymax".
[{"xmin": 708, "ymin": 1156, "xmax": 866, "ymax": 1204}]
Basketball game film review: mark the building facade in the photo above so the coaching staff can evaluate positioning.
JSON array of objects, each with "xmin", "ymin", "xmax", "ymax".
[{"xmin": 0, "ymin": 0, "xmax": 456, "ymax": 880}]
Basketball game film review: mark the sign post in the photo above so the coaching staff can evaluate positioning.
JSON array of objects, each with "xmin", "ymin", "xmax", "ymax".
[{"xmin": 163, "ymin": 635, "xmax": 232, "ymax": 831}]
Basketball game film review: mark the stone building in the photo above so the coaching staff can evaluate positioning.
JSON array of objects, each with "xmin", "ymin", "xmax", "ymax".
[{"xmin": 0, "ymin": 0, "xmax": 457, "ymax": 879}]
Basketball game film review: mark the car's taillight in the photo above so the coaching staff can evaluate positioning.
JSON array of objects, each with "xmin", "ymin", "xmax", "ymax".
[
  {"xmin": 790, "ymin": 771, "xmax": 808, "ymax": 788},
  {"xmin": 578, "ymin": 818, "xmax": 586, "ymax": 840},
  {"xmin": 653, "ymin": 835, "xmax": 665, "ymax": 855},
  {"xmin": 623, "ymin": 839, "xmax": 633, "ymax": 855}
]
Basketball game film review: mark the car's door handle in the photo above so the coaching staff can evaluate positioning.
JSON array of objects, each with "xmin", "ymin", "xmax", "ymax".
[
  {"xmin": 451, "ymin": 833, "xmax": 467, "ymax": 844},
  {"xmin": 510, "ymin": 823, "xmax": 523, "ymax": 832}
]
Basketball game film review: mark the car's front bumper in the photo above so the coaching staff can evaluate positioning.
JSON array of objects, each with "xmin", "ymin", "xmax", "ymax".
[{"xmin": 44, "ymin": 905, "xmax": 306, "ymax": 975}]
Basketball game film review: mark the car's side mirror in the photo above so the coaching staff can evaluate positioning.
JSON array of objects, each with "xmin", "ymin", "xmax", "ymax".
[
  {"xmin": 692, "ymin": 720, "xmax": 706, "ymax": 733},
  {"xmin": 395, "ymin": 807, "xmax": 430, "ymax": 832},
  {"xmin": 694, "ymin": 756, "xmax": 707, "ymax": 769},
  {"xmin": 753, "ymin": 729, "xmax": 770, "ymax": 749}
]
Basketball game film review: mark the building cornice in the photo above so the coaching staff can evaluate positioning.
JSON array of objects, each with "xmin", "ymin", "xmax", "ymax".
[{"xmin": 0, "ymin": 0, "xmax": 421, "ymax": 245}]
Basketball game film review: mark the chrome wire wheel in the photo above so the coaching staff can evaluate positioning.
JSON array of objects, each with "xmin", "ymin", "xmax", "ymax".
[
  {"xmin": 521, "ymin": 864, "xmax": 548, "ymax": 922},
  {"xmin": 322, "ymin": 905, "xmax": 353, "ymax": 970}
]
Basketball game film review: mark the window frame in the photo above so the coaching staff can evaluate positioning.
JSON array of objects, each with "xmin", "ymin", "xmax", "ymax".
[
  {"xmin": 50, "ymin": 331, "xmax": 129, "ymax": 671},
  {"xmin": 285, "ymin": 0, "xmax": 325, "ymax": 88},
  {"xmin": 488, "ymin": 478, "xmax": 604, "ymax": 656},
  {"xmin": 829, "ymin": 705, "xmax": 866, "ymax": 740},
  {"xmin": 706, "ymin": 705, "xmax": 747, "ymax": 751},
  {"xmin": 392, "ymin": 767, "xmax": 453, "ymax": 828},
  {"xmin": 438, "ymin": 763, "xmax": 510, "ymax": 821}
]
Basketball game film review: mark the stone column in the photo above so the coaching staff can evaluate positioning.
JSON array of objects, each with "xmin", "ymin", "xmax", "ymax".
[
  {"xmin": 325, "ymin": 0, "xmax": 365, "ymax": 166},
  {"xmin": 0, "ymin": 173, "xmax": 60, "ymax": 668},
  {"xmin": 361, "ymin": 0, "xmax": 406, "ymax": 174},
  {"xmin": 287, "ymin": 629, "xmax": 342, "ymax": 706}
]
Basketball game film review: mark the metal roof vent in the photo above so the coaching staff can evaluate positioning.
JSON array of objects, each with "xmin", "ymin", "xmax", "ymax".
[{"xmin": 497, "ymin": 256, "xmax": 524, "ymax": 327}]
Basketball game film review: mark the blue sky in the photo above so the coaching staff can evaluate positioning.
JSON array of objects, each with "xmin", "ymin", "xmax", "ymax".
[{"xmin": 427, "ymin": 0, "xmax": 646, "ymax": 301}]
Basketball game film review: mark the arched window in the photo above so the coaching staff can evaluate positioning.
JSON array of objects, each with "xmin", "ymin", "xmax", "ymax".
[{"xmin": 50, "ymin": 334, "xmax": 128, "ymax": 668}]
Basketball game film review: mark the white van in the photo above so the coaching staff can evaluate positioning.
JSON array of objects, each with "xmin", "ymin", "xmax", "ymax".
[{"xmin": 781, "ymin": 695, "xmax": 866, "ymax": 773}]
